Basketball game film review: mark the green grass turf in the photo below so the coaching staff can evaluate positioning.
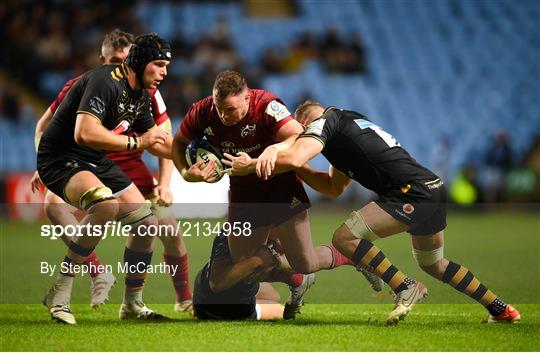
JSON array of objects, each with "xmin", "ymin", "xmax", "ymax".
[{"xmin": 1, "ymin": 210, "xmax": 539, "ymax": 351}]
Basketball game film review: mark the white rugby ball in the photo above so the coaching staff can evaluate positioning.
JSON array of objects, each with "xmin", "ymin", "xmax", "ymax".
[{"xmin": 185, "ymin": 137, "xmax": 226, "ymax": 183}]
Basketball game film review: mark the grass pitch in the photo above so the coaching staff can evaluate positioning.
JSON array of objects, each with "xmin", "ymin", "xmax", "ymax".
[{"xmin": 1, "ymin": 210, "xmax": 539, "ymax": 351}]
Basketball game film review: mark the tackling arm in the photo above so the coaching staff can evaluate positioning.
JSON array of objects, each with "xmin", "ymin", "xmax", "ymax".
[
  {"xmin": 271, "ymin": 136, "xmax": 324, "ymax": 174},
  {"xmin": 144, "ymin": 125, "xmax": 173, "ymax": 159},
  {"xmin": 296, "ymin": 164, "xmax": 352, "ymax": 199},
  {"xmin": 75, "ymin": 114, "xmax": 167, "ymax": 151}
]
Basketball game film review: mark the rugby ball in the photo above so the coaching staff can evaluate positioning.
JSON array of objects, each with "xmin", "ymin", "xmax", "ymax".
[{"xmin": 185, "ymin": 137, "xmax": 226, "ymax": 183}]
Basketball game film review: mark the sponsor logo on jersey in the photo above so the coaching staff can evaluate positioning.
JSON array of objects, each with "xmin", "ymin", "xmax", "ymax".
[
  {"xmin": 222, "ymin": 143, "xmax": 261, "ymax": 155},
  {"xmin": 222, "ymin": 141, "xmax": 235, "ymax": 148},
  {"xmin": 265, "ymin": 100, "xmax": 290, "ymax": 122},
  {"xmin": 241, "ymin": 124, "xmax": 256, "ymax": 138},
  {"xmin": 402, "ymin": 203, "xmax": 415, "ymax": 214},
  {"xmin": 90, "ymin": 96, "xmax": 105, "ymax": 115}
]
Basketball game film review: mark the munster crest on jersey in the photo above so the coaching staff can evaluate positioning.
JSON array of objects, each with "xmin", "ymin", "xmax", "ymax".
[{"xmin": 241, "ymin": 124, "xmax": 256, "ymax": 138}]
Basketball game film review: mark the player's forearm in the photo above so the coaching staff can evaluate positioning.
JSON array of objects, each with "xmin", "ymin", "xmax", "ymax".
[
  {"xmin": 272, "ymin": 151, "xmax": 309, "ymax": 174},
  {"xmin": 147, "ymin": 134, "xmax": 172, "ymax": 159},
  {"xmin": 157, "ymin": 157, "xmax": 174, "ymax": 187},
  {"xmin": 296, "ymin": 166, "xmax": 340, "ymax": 199},
  {"xmin": 75, "ymin": 126, "xmax": 135, "ymax": 151},
  {"xmin": 171, "ymin": 137, "xmax": 191, "ymax": 179}
]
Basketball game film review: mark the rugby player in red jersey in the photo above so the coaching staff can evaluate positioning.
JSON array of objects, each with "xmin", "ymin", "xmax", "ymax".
[{"xmin": 172, "ymin": 71, "xmax": 378, "ymax": 318}]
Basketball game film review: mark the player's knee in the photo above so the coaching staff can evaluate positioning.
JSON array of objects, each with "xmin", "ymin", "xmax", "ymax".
[
  {"xmin": 341, "ymin": 211, "xmax": 378, "ymax": 242},
  {"xmin": 79, "ymin": 186, "xmax": 116, "ymax": 212},
  {"xmin": 87, "ymin": 199, "xmax": 120, "ymax": 223},
  {"xmin": 117, "ymin": 201, "xmax": 154, "ymax": 226},
  {"xmin": 413, "ymin": 247, "xmax": 446, "ymax": 277}
]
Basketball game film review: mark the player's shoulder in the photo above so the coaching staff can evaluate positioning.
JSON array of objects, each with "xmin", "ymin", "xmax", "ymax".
[
  {"xmin": 63, "ymin": 74, "xmax": 83, "ymax": 89},
  {"xmin": 250, "ymin": 89, "xmax": 291, "ymax": 122},
  {"xmin": 82, "ymin": 64, "xmax": 121, "ymax": 90},
  {"xmin": 250, "ymin": 89, "xmax": 279, "ymax": 108}
]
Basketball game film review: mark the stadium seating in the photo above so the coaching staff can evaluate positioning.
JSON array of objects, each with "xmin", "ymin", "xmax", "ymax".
[{"xmin": 1, "ymin": 0, "xmax": 538, "ymax": 181}]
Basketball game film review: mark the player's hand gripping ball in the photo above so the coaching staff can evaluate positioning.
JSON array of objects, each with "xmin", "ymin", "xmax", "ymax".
[{"xmin": 185, "ymin": 137, "xmax": 227, "ymax": 183}]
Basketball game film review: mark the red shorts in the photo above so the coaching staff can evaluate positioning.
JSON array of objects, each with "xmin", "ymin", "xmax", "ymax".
[
  {"xmin": 114, "ymin": 157, "xmax": 155, "ymax": 196},
  {"xmin": 228, "ymin": 171, "xmax": 311, "ymax": 229}
]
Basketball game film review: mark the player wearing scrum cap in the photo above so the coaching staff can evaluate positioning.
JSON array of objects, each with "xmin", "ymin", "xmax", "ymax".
[
  {"xmin": 32, "ymin": 29, "xmax": 193, "ymax": 315},
  {"xmin": 227, "ymin": 101, "xmax": 521, "ymax": 325},
  {"xmin": 37, "ymin": 33, "xmax": 172, "ymax": 324}
]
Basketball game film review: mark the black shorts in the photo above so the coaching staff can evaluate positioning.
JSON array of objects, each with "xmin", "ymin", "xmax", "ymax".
[
  {"xmin": 193, "ymin": 268, "xmax": 258, "ymax": 321},
  {"xmin": 375, "ymin": 178, "xmax": 447, "ymax": 236},
  {"xmin": 37, "ymin": 154, "xmax": 132, "ymax": 203},
  {"xmin": 229, "ymin": 171, "xmax": 311, "ymax": 229}
]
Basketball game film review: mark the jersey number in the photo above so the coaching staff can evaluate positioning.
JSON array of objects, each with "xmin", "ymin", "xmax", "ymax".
[{"xmin": 354, "ymin": 119, "xmax": 400, "ymax": 148}]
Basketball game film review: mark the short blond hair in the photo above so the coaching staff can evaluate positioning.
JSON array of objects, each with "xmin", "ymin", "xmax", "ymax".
[
  {"xmin": 295, "ymin": 100, "xmax": 324, "ymax": 120},
  {"xmin": 102, "ymin": 29, "xmax": 134, "ymax": 52}
]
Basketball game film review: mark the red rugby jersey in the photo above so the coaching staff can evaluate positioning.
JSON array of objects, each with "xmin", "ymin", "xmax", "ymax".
[{"xmin": 180, "ymin": 89, "xmax": 293, "ymax": 186}]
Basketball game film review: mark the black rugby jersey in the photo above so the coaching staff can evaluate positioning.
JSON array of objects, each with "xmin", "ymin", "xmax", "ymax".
[
  {"xmin": 299, "ymin": 107, "xmax": 438, "ymax": 194},
  {"xmin": 193, "ymin": 233, "xmax": 259, "ymax": 306},
  {"xmin": 38, "ymin": 64, "xmax": 154, "ymax": 162}
]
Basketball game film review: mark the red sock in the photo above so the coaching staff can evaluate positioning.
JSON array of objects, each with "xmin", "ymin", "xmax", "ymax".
[
  {"xmin": 83, "ymin": 251, "xmax": 105, "ymax": 278},
  {"xmin": 164, "ymin": 254, "xmax": 192, "ymax": 302},
  {"xmin": 324, "ymin": 245, "xmax": 354, "ymax": 269},
  {"xmin": 266, "ymin": 269, "xmax": 304, "ymax": 287}
]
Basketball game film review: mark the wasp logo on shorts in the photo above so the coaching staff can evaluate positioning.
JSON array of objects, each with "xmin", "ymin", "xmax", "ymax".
[
  {"xmin": 290, "ymin": 197, "xmax": 301, "ymax": 209},
  {"xmin": 402, "ymin": 203, "xmax": 415, "ymax": 214},
  {"xmin": 90, "ymin": 96, "xmax": 105, "ymax": 115},
  {"xmin": 241, "ymin": 124, "xmax": 256, "ymax": 138},
  {"xmin": 204, "ymin": 127, "xmax": 214, "ymax": 136}
]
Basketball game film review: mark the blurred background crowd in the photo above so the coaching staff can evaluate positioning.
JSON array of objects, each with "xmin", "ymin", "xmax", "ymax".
[{"xmin": 1, "ymin": 0, "xmax": 539, "ymax": 206}]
